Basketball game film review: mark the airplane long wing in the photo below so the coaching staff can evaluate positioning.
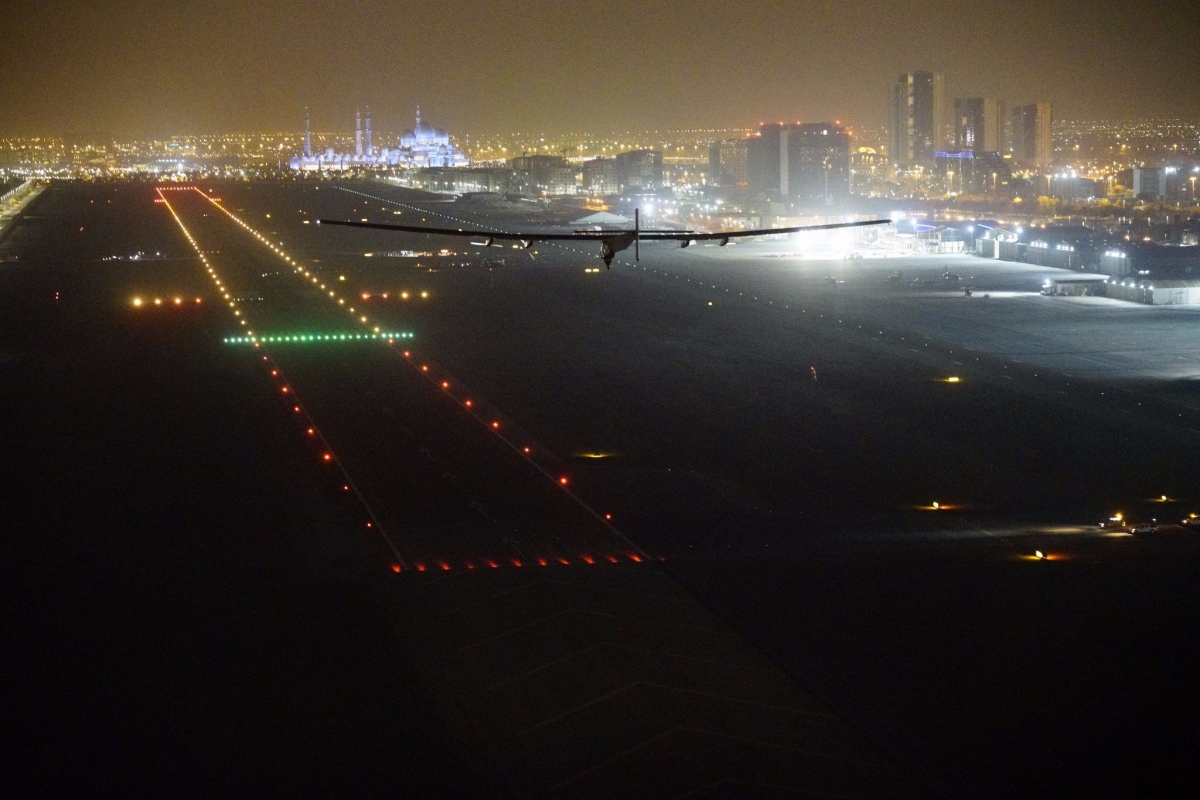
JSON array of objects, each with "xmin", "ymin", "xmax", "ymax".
[{"xmin": 316, "ymin": 217, "xmax": 889, "ymax": 267}]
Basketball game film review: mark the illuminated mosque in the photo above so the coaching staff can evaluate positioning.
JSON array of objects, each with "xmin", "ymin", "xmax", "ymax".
[{"xmin": 289, "ymin": 107, "xmax": 469, "ymax": 170}]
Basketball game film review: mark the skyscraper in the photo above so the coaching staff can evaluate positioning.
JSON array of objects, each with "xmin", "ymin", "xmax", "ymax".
[
  {"xmin": 954, "ymin": 97, "xmax": 1005, "ymax": 154},
  {"xmin": 889, "ymin": 71, "xmax": 945, "ymax": 167},
  {"xmin": 1011, "ymin": 103, "xmax": 1053, "ymax": 169},
  {"xmin": 981, "ymin": 97, "xmax": 1005, "ymax": 153},
  {"xmin": 954, "ymin": 98, "xmax": 985, "ymax": 152}
]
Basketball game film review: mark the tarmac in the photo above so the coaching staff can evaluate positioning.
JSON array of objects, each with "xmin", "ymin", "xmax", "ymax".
[{"xmin": 4, "ymin": 179, "xmax": 1199, "ymax": 797}]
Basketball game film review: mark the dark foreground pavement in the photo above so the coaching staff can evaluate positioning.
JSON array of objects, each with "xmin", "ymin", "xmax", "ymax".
[
  {"xmin": 2, "ymin": 182, "xmax": 918, "ymax": 798},
  {"xmin": 7, "ymin": 179, "xmax": 1200, "ymax": 798}
]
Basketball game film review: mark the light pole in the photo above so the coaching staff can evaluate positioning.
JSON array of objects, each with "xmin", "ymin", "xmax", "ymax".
[{"xmin": 1191, "ymin": 170, "xmax": 1197, "ymax": 205}]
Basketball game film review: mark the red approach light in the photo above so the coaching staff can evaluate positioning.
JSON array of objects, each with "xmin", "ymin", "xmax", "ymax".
[
  {"xmin": 293, "ymin": 406, "xmax": 301, "ymax": 412},
  {"xmin": 559, "ymin": 476, "xmax": 569, "ymax": 486},
  {"xmin": 403, "ymin": 351, "xmax": 411, "ymax": 357},
  {"xmin": 271, "ymin": 370, "xmax": 278, "ymax": 376},
  {"xmin": 391, "ymin": 564, "xmax": 401, "ymax": 573},
  {"xmin": 421, "ymin": 365, "xmax": 429, "ymax": 372},
  {"xmin": 606, "ymin": 555, "xmax": 619, "ymax": 563},
  {"xmin": 281, "ymin": 386, "xmax": 289, "ymax": 393},
  {"xmin": 361, "ymin": 293, "xmax": 370, "ymax": 300},
  {"xmin": 583, "ymin": 555, "xmax": 595, "ymax": 564},
  {"xmin": 491, "ymin": 421, "xmax": 500, "ymax": 429},
  {"xmin": 557, "ymin": 557, "xmax": 570, "ymax": 565},
  {"xmin": 342, "ymin": 485, "xmax": 350, "ymax": 491},
  {"xmin": 388, "ymin": 339, "xmax": 394, "ymax": 344},
  {"xmin": 629, "ymin": 554, "xmax": 642, "ymax": 562},
  {"xmin": 416, "ymin": 563, "xmax": 426, "ymax": 572},
  {"xmin": 464, "ymin": 400, "xmax": 473, "ymax": 407},
  {"xmin": 537, "ymin": 557, "xmax": 547, "ymax": 566},
  {"xmin": 439, "ymin": 562, "xmax": 450, "ymax": 571},
  {"xmin": 605, "ymin": 513, "xmax": 612, "ymax": 520},
  {"xmin": 441, "ymin": 381, "xmax": 449, "ymax": 389},
  {"xmin": 365, "ymin": 522, "xmax": 373, "ymax": 529},
  {"xmin": 306, "ymin": 427, "xmax": 315, "ymax": 435},
  {"xmin": 465, "ymin": 562, "xmax": 475, "ymax": 569},
  {"xmin": 194, "ymin": 298, "xmax": 202, "ymax": 304},
  {"xmin": 511, "ymin": 558, "xmax": 522, "ymax": 567},
  {"xmin": 523, "ymin": 446, "xmax": 531, "ymax": 454},
  {"xmin": 322, "ymin": 453, "xmax": 332, "ymax": 461},
  {"xmin": 486, "ymin": 560, "xmax": 498, "ymax": 568}
]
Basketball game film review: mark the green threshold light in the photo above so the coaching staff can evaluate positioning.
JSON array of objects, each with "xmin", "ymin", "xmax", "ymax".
[{"xmin": 223, "ymin": 332, "xmax": 415, "ymax": 344}]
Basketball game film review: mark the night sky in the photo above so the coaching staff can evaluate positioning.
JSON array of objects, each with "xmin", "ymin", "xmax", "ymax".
[{"xmin": 2, "ymin": 0, "xmax": 1197, "ymax": 138}]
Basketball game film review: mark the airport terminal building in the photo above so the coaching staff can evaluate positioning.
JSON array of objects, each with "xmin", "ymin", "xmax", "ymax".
[{"xmin": 975, "ymin": 227, "xmax": 1200, "ymax": 304}]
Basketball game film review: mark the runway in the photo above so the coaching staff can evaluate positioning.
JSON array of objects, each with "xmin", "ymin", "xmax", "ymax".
[{"xmin": 6, "ymin": 179, "xmax": 1200, "ymax": 798}]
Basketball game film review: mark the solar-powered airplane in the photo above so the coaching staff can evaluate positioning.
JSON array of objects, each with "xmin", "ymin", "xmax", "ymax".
[{"xmin": 318, "ymin": 210, "xmax": 890, "ymax": 268}]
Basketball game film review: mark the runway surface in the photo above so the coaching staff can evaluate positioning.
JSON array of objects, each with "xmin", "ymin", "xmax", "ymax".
[{"xmin": 5, "ymin": 179, "xmax": 1200, "ymax": 797}]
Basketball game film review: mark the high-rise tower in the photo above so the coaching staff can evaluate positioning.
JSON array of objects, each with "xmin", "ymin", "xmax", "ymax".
[
  {"xmin": 954, "ymin": 97, "xmax": 1005, "ymax": 154},
  {"xmin": 1011, "ymin": 103, "xmax": 1053, "ymax": 169},
  {"xmin": 981, "ymin": 98, "xmax": 1004, "ymax": 153},
  {"xmin": 953, "ymin": 98, "xmax": 985, "ymax": 152},
  {"xmin": 355, "ymin": 109, "xmax": 363, "ymax": 157},
  {"xmin": 889, "ymin": 71, "xmax": 945, "ymax": 167}
]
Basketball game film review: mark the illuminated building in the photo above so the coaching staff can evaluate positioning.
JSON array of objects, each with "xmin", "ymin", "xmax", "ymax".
[
  {"xmin": 1133, "ymin": 167, "xmax": 1166, "ymax": 201},
  {"xmin": 1051, "ymin": 176, "xmax": 1105, "ymax": 201},
  {"xmin": 954, "ymin": 98, "xmax": 984, "ymax": 152},
  {"xmin": 1011, "ymin": 103, "xmax": 1053, "ymax": 169},
  {"xmin": 889, "ymin": 71, "xmax": 946, "ymax": 166},
  {"xmin": 582, "ymin": 157, "xmax": 618, "ymax": 195},
  {"xmin": 954, "ymin": 97, "xmax": 1005, "ymax": 153},
  {"xmin": 614, "ymin": 149, "xmax": 664, "ymax": 191},
  {"xmin": 748, "ymin": 123, "xmax": 850, "ymax": 204},
  {"xmin": 708, "ymin": 139, "xmax": 749, "ymax": 186},
  {"xmin": 935, "ymin": 150, "xmax": 1011, "ymax": 194},
  {"xmin": 508, "ymin": 155, "xmax": 578, "ymax": 195},
  {"xmin": 290, "ymin": 107, "xmax": 469, "ymax": 171}
]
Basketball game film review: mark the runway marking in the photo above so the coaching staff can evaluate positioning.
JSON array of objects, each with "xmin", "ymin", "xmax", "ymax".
[
  {"xmin": 156, "ymin": 186, "xmax": 408, "ymax": 571},
  {"xmin": 179, "ymin": 184, "xmax": 650, "ymax": 566}
]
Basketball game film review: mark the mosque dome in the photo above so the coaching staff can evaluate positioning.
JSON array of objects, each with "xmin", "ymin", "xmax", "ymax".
[
  {"xmin": 414, "ymin": 119, "xmax": 438, "ymax": 141},
  {"xmin": 401, "ymin": 108, "xmax": 448, "ymax": 146}
]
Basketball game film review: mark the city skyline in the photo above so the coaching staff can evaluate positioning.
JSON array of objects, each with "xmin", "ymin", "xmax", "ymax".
[{"xmin": 2, "ymin": 0, "xmax": 1197, "ymax": 139}]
